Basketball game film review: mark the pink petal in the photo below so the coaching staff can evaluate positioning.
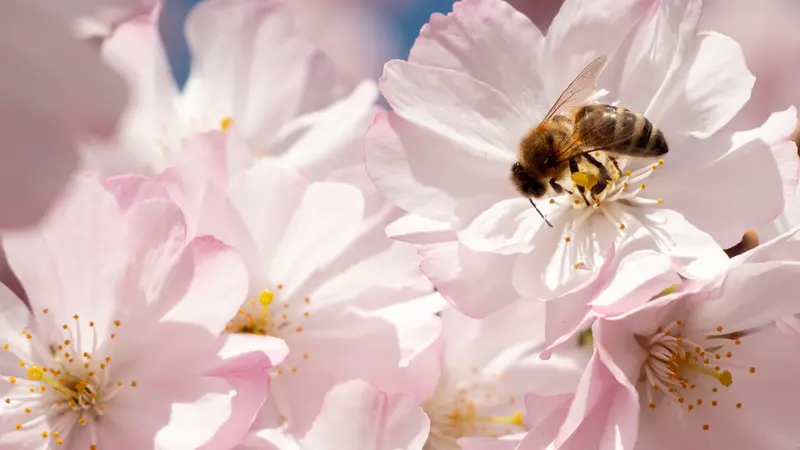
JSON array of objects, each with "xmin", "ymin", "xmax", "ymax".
[
  {"xmin": 609, "ymin": 0, "xmax": 700, "ymax": 113},
  {"xmin": 386, "ymin": 214, "xmax": 455, "ymax": 245},
  {"xmin": 270, "ymin": 310, "xmax": 405, "ymax": 435},
  {"xmin": 513, "ymin": 212, "xmax": 617, "ymax": 300},
  {"xmin": 120, "ymin": 197, "xmax": 188, "ymax": 315},
  {"xmin": 270, "ymin": 182, "xmax": 365, "ymax": 300},
  {"xmin": 278, "ymin": 81, "xmax": 379, "ymax": 179},
  {"xmin": 306, "ymin": 240, "xmax": 430, "ymax": 311},
  {"xmin": 159, "ymin": 235, "xmax": 249, "ymax": 336},
  {"xmin": 157, "ymin": 131, "xmax": 230, "ymax": 238},
  {"xmin": 84, "ymin": 13, "xmax": 179, "ymax": 174},
  {"xmin": 552, "ymin": 347, "xmax": 640, "ymax": 450},
  {"xmin": 647, "ymin": 32, "xmax": 754, "ymax": 144},
  {"xmin": 0, "ymin": 3, "xmax": 127, "ymax": 227},
  {"xmin": 420, "ymin": 241, "xmax": 519, "ymax": 318},
  {"xmin": 3, "ymin": 175, "xmax": 126, "ymax": 333},
  {"xmin": 622, "ymin": 207, "xmax": 730, "ymax": 281},
  {"xmin": 543, "ymin": 0, "xmax": 651, "ymax": 101},
  {"xmin": 184, "ymin": 0, "xmax": 315, "ymax": 146},
  {"xmin": 103, "ymin": 376, "xmax": 239, "ymax": 449},
  {"xmin": 364, "ymin": 110, "xmax": 515, "ymax": 225},
  {"xmin": 302, "ymin": 380, "xmax": 429, "ymax": 450},
  {"xmin": 687, "ymin": 261, "xmax": 800, "ymax": 334},
  {"xmin": 646, "ymin": 110, "xmax": 796, "ymax": 248},
  {"xmin": 381, "ymin": 60, "xmax": 525, "ymax": 163},
  {"xmin": 458, "ymin": 198, "xmax": 549, "ymax": 254},
  {"xmin": 441, "ymin": 301, "xmax": 545, "ymax": 372},
  {"xmin": 409, "ymin": 0, "xmax": 548, "ymax": 121},
  {"xmin": 459, "ymin": 435, "xmax": 524, "ymax": 450},
  {"xmin": 226, "ymin": 160, "xmax": 307, "ymax": 293},
  {"xmin": 102, "ymin": 173, "xmax": 171, "ymax": 210},
  {"xmin": 202, "ymin": 334, "xmax": 290, "ymax": 450}
]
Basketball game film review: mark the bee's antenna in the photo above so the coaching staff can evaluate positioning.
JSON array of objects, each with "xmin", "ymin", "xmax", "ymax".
[{"xmin": 529, "ymin": 198, "xmax": 553, "ymax": 228}]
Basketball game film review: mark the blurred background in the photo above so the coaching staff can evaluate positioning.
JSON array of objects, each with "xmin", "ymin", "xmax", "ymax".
[{"xmin": 160, "ymin": 0, "xmax": 562, "ymax": 87}]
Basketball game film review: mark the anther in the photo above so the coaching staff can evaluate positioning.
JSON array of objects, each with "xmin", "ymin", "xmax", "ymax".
[
  {"xmin": 220, "ymin": 117, "xmax": 233, "ymax": 133},
  {"xmin": 564, "ymin": 236, "xmax": 571, "ymax": 243}
]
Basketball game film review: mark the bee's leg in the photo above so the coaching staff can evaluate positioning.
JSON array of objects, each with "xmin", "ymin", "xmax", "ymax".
[
  {"xmin": 569, "ymin": 159, "xmax": 592, "ymax": 206},
  {"xmin": 581, "ymin": 153, "xmax": 612, "ymax": 196},
  {"xmin": 608, "ymin": 155, "xmax": 622, "ymax": 174}
]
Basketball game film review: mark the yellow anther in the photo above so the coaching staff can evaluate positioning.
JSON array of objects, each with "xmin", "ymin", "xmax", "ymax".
[
  {"xmin": 549, "ymin": 198, "xmax": 555, "ymax": 204},
  {"xmin": 564, "ymin": 236, "xmax": 571, "ymax": 243},
  {"xmin": 220, "ymin": 117, "xmax": 234, "ymax": 133},
  {"xmin": 657, "ymin": 198, "xmax": 663, "ymax": 204},
  {"xmin": 259, "ymin": 290, "xmax": 274, "ymax": 306},
  {"xmin": 625, "ymin": 170, "xmax": 632, "ymax": 176},
  {"xmin": 27, "ymin": 366, "xmax": 44, "ymax": 380},
  {"xmin": 639, "ymin": 183, "xmax": 646, "ymax": 189},
  {"xmin": 658, "ymin": 159, "xmax": 665, "ymax": 165}
]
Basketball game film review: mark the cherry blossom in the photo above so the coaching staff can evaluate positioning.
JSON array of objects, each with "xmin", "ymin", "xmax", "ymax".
[
  {"xmin": 83, "ymin": 0, "xmax": 378, "ymax": 179},
  {"xmin": 533, "ymin": 226, "xmax": 800, "ymax": 450},
  {"xmin": 0, "ymin": 174, "xmax": 286, "ymax": 449},
  {"xmin": 365, "ymin": 0, "xmax": 796, "ymax": 301}
]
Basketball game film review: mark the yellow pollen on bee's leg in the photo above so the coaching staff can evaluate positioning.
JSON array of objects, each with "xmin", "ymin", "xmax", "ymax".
[{"xmin": 571, "ymin": 172, "xmax": 598, "ymax": 190}]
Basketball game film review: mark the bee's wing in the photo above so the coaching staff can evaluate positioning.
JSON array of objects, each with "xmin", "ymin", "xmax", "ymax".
[{"xmin": 540, "ymin": 56, "xmax": 608, "ymax": 124}]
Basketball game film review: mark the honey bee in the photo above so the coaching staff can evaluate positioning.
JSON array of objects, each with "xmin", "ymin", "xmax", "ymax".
[{"xmin": 511, "ymin": 56, "xmax": 669, "ymax": 226}]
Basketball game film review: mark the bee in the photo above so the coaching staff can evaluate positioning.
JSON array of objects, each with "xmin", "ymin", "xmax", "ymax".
[{"xmin": 511, "ymin": 56, "xmax": 669, "ymax": 226}]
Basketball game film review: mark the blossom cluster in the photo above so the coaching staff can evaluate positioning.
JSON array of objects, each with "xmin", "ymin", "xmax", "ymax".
[{"xmin": 3, "ymin": 0, "xmax": 800, "ymax": 448}]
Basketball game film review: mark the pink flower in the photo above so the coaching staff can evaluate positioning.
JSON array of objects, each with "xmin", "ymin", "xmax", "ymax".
[
  {"xmin": 0, "ymin": 174, "xmax": 287, "ymax": 449},
  {"xmin": 409, "ymin": 300, "xmax": 587, "ymax": 449},
  {"xmin": 84, "ymin": 0, "xmax": 377, "ymax": 178},
  {"xmin": 533, "ymin": 226, "xmax": 800, "ymax": 449},
  {"xmin": 0, "ymin": 0, "xmax": 132, "ymax": 228},
  {"xmin": 141, "ymin": 139, "xmax": 438, "ymax": 438},
  {"xmin": 365, "ymin": 0, "xmax": 795, "ymax": 300},
  {"xmin": 241, "ymin": 380, "xmax": 431, "ymax": 450}
]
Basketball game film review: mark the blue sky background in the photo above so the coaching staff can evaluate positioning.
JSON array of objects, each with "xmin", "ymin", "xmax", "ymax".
[{"xmin": 160, "ymin": 0, "xmax": 456, "ymax": 87}]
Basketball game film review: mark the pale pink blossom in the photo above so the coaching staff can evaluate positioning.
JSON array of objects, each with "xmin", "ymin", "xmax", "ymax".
[
  {"xmin": 83, "ymin": 0, "xmax": 377, "ymax": 179},
  {"xmin": 133, "ymin": 138, "xmax": 438, "ymax": 438},
  {"xmin": 0, "ymin": 0, "xmax": 132, "ymax": 228},
  {"xmin": 414, "ymin": 300, "xmax": 587, "ymax": 450},
  {"xmin": 241, "ymin": 379, "xmax": 430, "ymax": 450},
  {"xmin": 0, "ymin": 174, "xmax": 287, "ymax": 449},
  {"xmin": 365, "ymin": 0, "xmax": 796, "ymax": 301},
  {"xmin": 530, "ymin": 226, "xmax": 800, "ymax": 450}
]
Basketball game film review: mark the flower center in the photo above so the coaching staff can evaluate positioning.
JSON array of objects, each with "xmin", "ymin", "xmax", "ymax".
[
  {"xmin": 554, "ymin": 153, "xmax": 663, "ymax": 230},
  {"xmin": 638, "ymin": 320, "xmax": 754, "ymax": 430},
  {"xmin": 2, "ymin": 313, "xmax": 135, "ymax": 448},
  {"xmin": 225, "ymin": 285, "xmax": 313, "ymax": 377},
  {"xmin": 423, "ymin": 372, "xmax": 526, "ymax": 449}
]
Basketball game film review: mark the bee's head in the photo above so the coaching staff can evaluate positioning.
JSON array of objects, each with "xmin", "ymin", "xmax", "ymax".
[
  {"xmin": 510, "ymin": 162, "xmax": 547, "ymax": 198},
  {"xmin": 519, "ymin": 127, "xmax": 558, "ymax": 169}
]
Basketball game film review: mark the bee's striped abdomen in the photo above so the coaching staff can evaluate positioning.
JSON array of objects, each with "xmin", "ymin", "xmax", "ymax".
[{"xmin": 574, "ymin": 104, "xmax": 668, "ymax": 157}]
